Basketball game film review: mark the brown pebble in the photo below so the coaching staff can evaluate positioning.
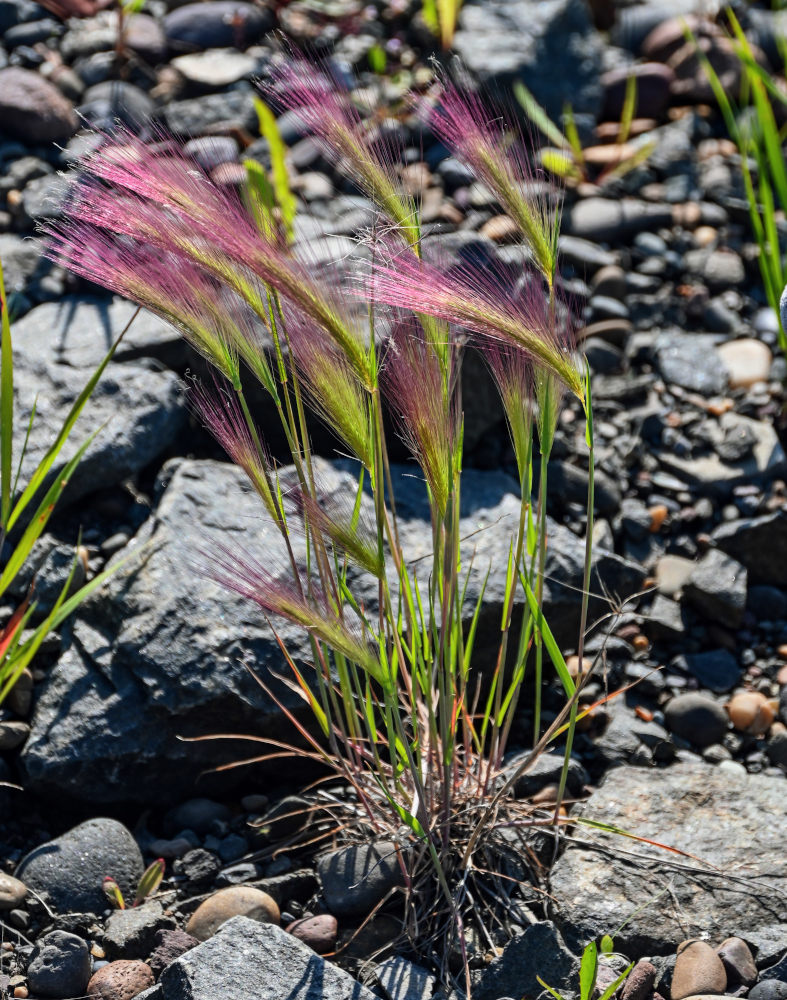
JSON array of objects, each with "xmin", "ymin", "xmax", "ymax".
[
  {"xmin": 649, "ymin": 504, "xmax": 669, "ymax": 532},
  {"xmin": 87, "ymin": 960, "xmax": 154, "ymax": 1000},
  {"xmin": 778, "ymin": 644, "xmax": 787, "ymax": 661},
  {"xmin": 716, "ymin": 937, "xmax": 757, "ymax": 987},
  {"xmin": 286, "ymin": 914, "xmax": 338, "ymax": 954},
  {"xmin": 480, "ymin": 214, "xmax": 519, "ymax": 243},
  {"xmin": 185, "ymin": 886, "xmax": 280, "ymax": 941},
  {"xmin": 13, "ymin": 988, "xmax": 27, "ymax": 999},
  {"xmin": 777, "ymin": 663, "xmax": 787, "ymax": 686},
  {"xmin": 726, "ymin": 690, "xmax": 774, "ymax": 736},
  {"xmin": 671, "ymin": 939, "xmax": 727, "ymax": 1000},
  {"xmin": 566, "ymin": 655, "xmax": 592, "ymax": 679},
  {"xmin": 632, "ymin": 634, "xmax": 650, "ymax": 651},
  {"xmin": 621, "ymin": 960, "xmax": 656, "ymax": 1000}
]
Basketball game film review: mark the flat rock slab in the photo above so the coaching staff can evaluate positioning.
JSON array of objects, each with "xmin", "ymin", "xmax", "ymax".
[
  {"xmin": 21, "ymin": 459, "xmax": 644, "ymax": 802},
  {"xmin": 550, "ymin": 762, "xmax": 787, "ymax": 954},
  {"xmin": 136, "ymin": 916, "xmax": 376, "ymax": 1000}
]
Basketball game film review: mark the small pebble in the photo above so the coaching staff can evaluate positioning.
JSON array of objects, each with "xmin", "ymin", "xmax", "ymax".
[
  {"xmin": 671, "ymin": 940, "xmax": 727, "ymax": 1000},
  {"xmin": 185, "ymin": 886, "xmax": 280, "ymax": 941},
  {"xmin": 726, "ymin": 690, "xmax": 774, "ymax": 736}
]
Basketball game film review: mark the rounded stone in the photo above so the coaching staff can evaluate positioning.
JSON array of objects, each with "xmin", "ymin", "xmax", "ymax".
[
  {"xmin": 165, "ymin": 798, "xmax": 230, "ymax": 837},
  {"xmin": 0, "ymin": 873, "xmax": 27, "ymax": 911},
  {"xmin": 86, "ymin": 960, "xmax": 155, "ymax": 1000},
  {"xmin": 286, "ymin": 914, "xmax": 338, "ymax": 954},
  {"xmin": 15, "ymin": 818, "xmax": 144, "ymax": 914},
  {"xmin": 716, "ymin": 937, "xmax": 757, "ymax": 987},
  {"xmin": 726, "ymin": 691, "xmax": 774, "ymax": 736},
  {"xmin": 0, "ymin": 68, "xmax": 78, "ymax": 142},
  {"xmin": 27, "ymin": 930, "xmax": 91, "ymax": 999},
  {"xmin": 749, "ymin": 983, "xmax": 787, "ymax": 1000},
  {"xmin": 717, "ymin": 339, "xmax": 772, "ymax": 389},
  {"xmin": 671, "ymin": 940, "xmax": 727, "ymax": 1000},
  {"xmin": 185, "ymin": 886, "xmax": 280, "ymax": 941},
  {"xmin": 621, "ymin": 960, "xmax": 656, "ymax": 1000},
  {"xmin": 664, "ymin": 694, "xmax": 729, "ymax": 748}
]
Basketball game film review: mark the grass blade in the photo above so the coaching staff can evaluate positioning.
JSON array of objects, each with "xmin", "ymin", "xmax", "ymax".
[{"xmin": 0, "ymin": 257, "xmax": 13, "ymax": 528}]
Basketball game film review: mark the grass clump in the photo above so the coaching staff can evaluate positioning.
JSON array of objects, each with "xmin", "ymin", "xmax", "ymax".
[{"xmin": 46, "ymin": 60, "xmax": 600, "ymax": 987}]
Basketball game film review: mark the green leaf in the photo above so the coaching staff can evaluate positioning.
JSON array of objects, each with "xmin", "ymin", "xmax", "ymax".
[
  {"xmin": 619, "ymin": 74, "xmax": 637, "ymax": 145},
  {"xmin": 514, "ymin": 82, "xmax": 567, "ymax": 149},
  {"xmin": 421, "ymin": 0, "xmax": 439, "ymax": 35},
  {"xmin": 253, "ymin": 98, "xmax": 297, "ymax": 244},
  {"xmin": 0, "ymin": 256, "xmax": 13, "ymax": 529},
  {"xmin": 134, "ymin": 858, "xmax": 165, "ymax": 905},
  {"xmin": 368, "ymin": 43, "xmax": 387, "ymax": 74},
  {"xmin": 579, "ymin": 940, "xmax": 598, "ymax": 1000},
  {"xmin": 522, "ymin": 574, "xmax": 575, "ymax": 695},
  {"xmin": 536, "ymin": 977, "xmax": 566, "ymax": 1000},
  {"xmin": 539, "ymin": 148, "xmax": 581, "ymax": 181},
  {"xmin": 103, "ymin": 876, "xmax": 125, "ymax": 910},
  {"xmin": 600, "ymin": 934, "xmax": 614, "ymax": 955}
]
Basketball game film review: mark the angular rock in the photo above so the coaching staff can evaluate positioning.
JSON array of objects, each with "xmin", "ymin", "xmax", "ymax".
[
  {"xmin": 0, "ymin": 67, "xmax": 78, "ymax": 142},
  {"xmin": 716, "ymin": 937, "xmax": 757, "ymax": 987},
  {"xmin": 317, "ymin": 842, "xmax": 405, "ymax": 918},
  {"xmin": 20, "ymin": 460, "xmax": 644, "ymax": 802},
  {"xmin": 682, "ymin": 548, "xmax": 747, "ymax": 628},
  {"xmin": 11, "ymin": 305, "xmax": 186, "ymax": 512},
  {"xmin": 658, "ymin": 413, "xmax": 787, "ymax": 497},
  {"xmin": 374, "ymin": 956, "xmax": 435, "ymax": 1000},
  {"xmin": 453, "ymin": 0, "xmax": 604, "ymax": 122},
  {"xmin": 148, "ymin": 916, "xmax": 377, "ymax": 1000},
  {"xmin": 11, "ymin": 297, "xmax": 194, "ymax": 372},
  {"xmin": 713, "ymin": 511, "xmax": 787, "ymax": 586},
  {"xmin": 472, "ymin": 921, "xmax": 579, "ymax": 1000},
  {"xmin": 147, "ymin": 929, "xmax": 199, "ymax": 981},
  {"xmin": 655, "ymin": 333, "xmax": 728, "ymax": 395},
  {"xmin": 104, "ymin": 903, "xmax": 174, "ymax": 960},
  {"xmin": 551, "ymin": 762, "xmax": 787, "ymax": 952},
  {"xmin": 15, "ymin": 818, "xmax": 143, "ymax": 914},
  {"xmin": 159, "ymin": 87, "xmax": 258, "ymax": 135}
]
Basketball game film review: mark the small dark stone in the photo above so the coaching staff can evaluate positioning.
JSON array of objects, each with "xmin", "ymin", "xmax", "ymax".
[
  {"xmin": 317, "ymin": 842, "xmax": 406, "ymax": 918},
  {"xmin": 664, "ymin": 693, "xmax": 729, "ymax": 747},
  {"xmin": 147, "ymin": 928, "xmax": 200, "ymax": 981},
  {"xmin": 27, "ymin": 930, "xmax": 91, "ymax": 999}
]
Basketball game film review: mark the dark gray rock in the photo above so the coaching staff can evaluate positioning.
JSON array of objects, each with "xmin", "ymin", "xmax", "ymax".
[
  {"xmin": 644, "ymin": 593, "xmax": 687, "ymax": 642},
  {"xmin": 566, "ymin": 199, "xmax": 673, "ymax": 243},
  {"xmin": 0, "ymin": 67, "xmax": 77, "ymax": 142},
  {"xmin": 12, "ymin": 343, "xmax": 185, "ymax": 513},
  {"xmin": 159, "ymin": 86, "xmax": 258, "ymax": 136},
  {"xmin": 677, "ymin": 649, "xmax": 742, "ymax": 694},
  {"xmin": 317, "ymin": 842, "xmax": 405, "ymax": 918},
  {"xmin": 714, "ymin": 511, "xmax": 787, "ymax": 586},
  {"xmin": 655, "ymin": 333, "xmax": 728, "ymax": 395},
  {"xmin": 163, "ymin": 2, "xmax": 271, "ymax": 50},
  {"xmin": 749, "ymin": 983, "xmax": 787, "ymax": 1000},
  {"xmin": 149, "ymin": 916, "xmax": 376, "ymax": 1000},
  {"xmin": 104, "ymin": 902, "xmax": 174, "ymax": 960},
  {"xmin": 590, "ymin": 697, "xmax": 674, "ymax": 769},
  {"xmin": 15, "ymin": 818, "xmax": 144, "ymax": 914},
  {"xmin": 682, "ymin": 548, "xmax": 747, "ymax": 628},
  {"xmin": 504, "ymin": 748, "xmax": 588, "ymax": 799},
  {"xmin": 551, "ymin": 762, "xmax": 787, "ymax": 953},
  {"xmin": 453, "ymin": 0, "xmax": 604, "ymax": 122},
  {"xmin": 21, "ymin": 173, "xmax": 70, "ymax": 223},
  {"xmin": 78, "ymin": 80, "xmax": 154, "ymax": 131},
  {"xmin": 26, "ymin": 930, "xmax": 91, "ymax": 999},
  {"xmin": 147, "ymin": 928, "xmax": 200, "ymax": 981},
  {"xmin": 165, "ymin": 798, "xmax": 230, "ymax": 836},
  {"xmin": 472, "ymin": 921, "xmax": 579, "ymax": 1000},
  {"xmin": 663, "ymin": 693, "xmax": 728, "ymax": 747},
  {"xmin": 0, "ymin": 232, "xmax": 47, "ymax": 298},
  {"xmin": 20, "ymin": 459, "xmax": 644, "ymax": 802}
]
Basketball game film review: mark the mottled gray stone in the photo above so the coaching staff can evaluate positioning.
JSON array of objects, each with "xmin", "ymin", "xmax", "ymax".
[
  {"xmin": 682, "ymin": 548, "xmax": 747, "ymax": 628},
  {"xmin": 472, "ymin": 921, "xmax": 579, "ymax": 1000},
  {"xmin": 26, "ymin": 930, "xmax": 91, "ymax": 999},
  {"xmin": 104, "ymin": 902, "xmax": 175, "ymax": 960},
  {"xmin": 714, "ymin": 511, "xmax": 787, "ymax": 586},
  {"xmin": 317, "ymin": 842, "xmax": 405, "ymax": 918},
  {"xmin": 152, "ymin": 917, "xmax": 375, "ymax": 1000},
  {"xmin": 551, "ymin": 762, "xmax": 787, "ymax": 953},
  {"xmin": 375, "ymin": 956, "xmax": 435, "ymax": 1000},
  {"xmin": 16, "ymin": 818, "xmax": 143, "ymax": 914},
  {"xmin": 655, "ymin": 333, "xmax": 728, "ymax": 395},
  {"xmin": 21, "ymin": 459, "xmax": 644, "ymax": 802}
]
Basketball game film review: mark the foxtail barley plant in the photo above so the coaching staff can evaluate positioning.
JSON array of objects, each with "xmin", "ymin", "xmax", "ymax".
[{"xmin": 47, "ymin": 59, "xmax": 597, "ymax": 986}]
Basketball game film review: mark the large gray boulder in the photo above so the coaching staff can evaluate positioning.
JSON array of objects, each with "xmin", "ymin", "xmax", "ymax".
[
  {"xmin": 550, "ymin": 762, "xmax": 787, "ymax": 954},
  {"xmin": 20, "ymin": 459, "xmax": 644, "ymax": 803}
]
